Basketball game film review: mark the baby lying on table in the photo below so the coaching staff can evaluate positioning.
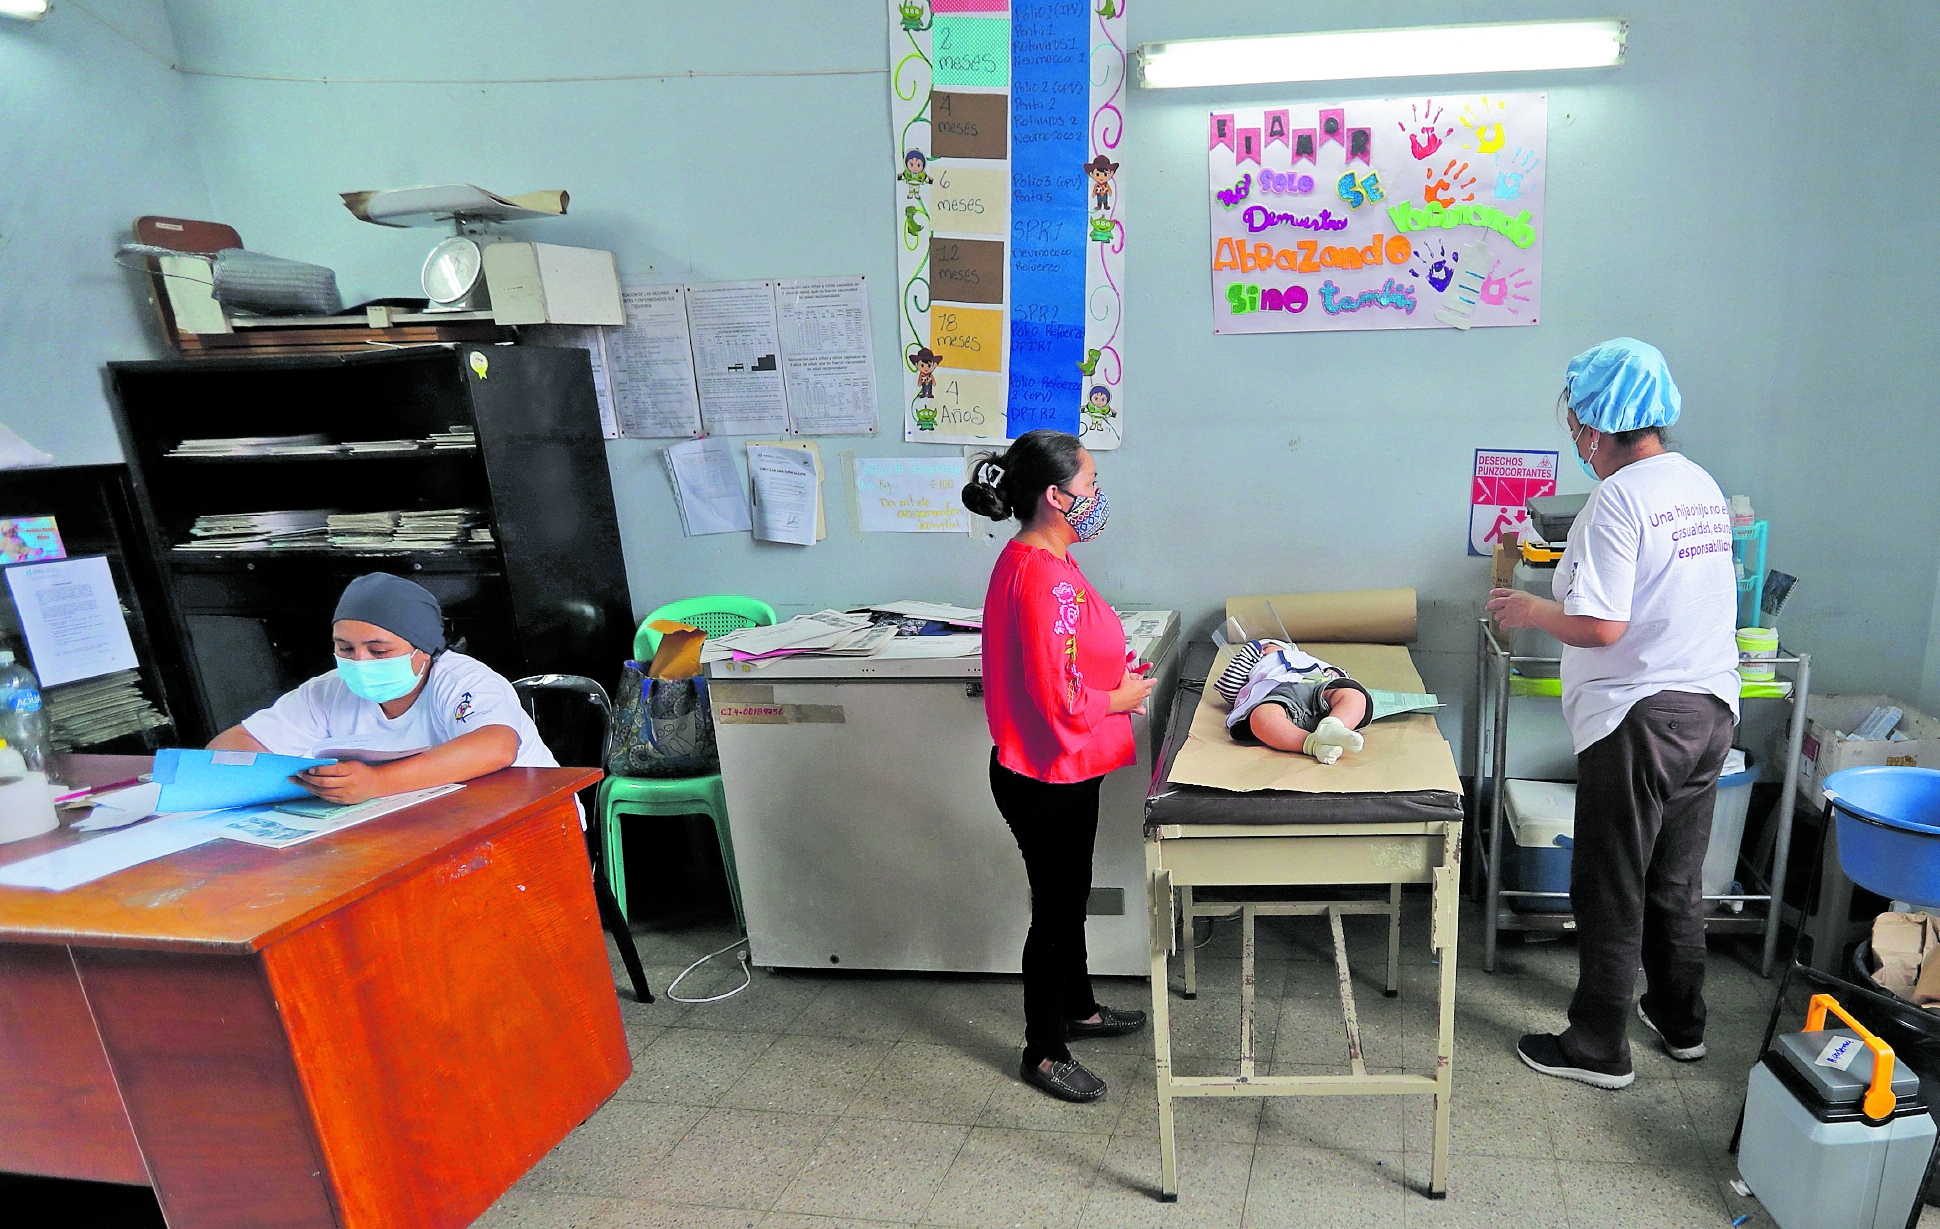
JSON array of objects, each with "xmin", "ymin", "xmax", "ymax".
[{"xmin": 1214, "ymin": 639, "xmax": 1372, "ymax": 764}]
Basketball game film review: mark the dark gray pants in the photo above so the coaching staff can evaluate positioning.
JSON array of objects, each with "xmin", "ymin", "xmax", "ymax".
[{"xmin": 1563, "ymin": 690, "xmax": 1735, "ymax": 1067}]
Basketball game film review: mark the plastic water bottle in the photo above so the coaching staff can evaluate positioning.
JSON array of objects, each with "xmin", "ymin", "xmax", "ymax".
[{"xmin": 0, "ymin": 651, "xmax": 52, "ymax": 777}]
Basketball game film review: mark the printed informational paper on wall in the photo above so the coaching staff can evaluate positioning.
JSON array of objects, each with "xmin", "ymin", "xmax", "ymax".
[
  {"xmin": 1469, "ymin": 448, "xmax": 1557, "ymax": 556},
  {"xmin": 748, "ymin": 445, "xmax": 820, "ymax": 546},
  {"xmin": 664, "ymin": 437, "xmax": 753, "ymax": 536},
  {"xmin": 855, "ymin": 456, "xmax": 969, "ymax": 533},
  {"xmin": 687, "ymin": 281, "xmax": 790, "ymax": 436},
  {"xmin": 4, "ymin": 555, "xmax": 140, "ymax": 687},
  {"xmin": 0, "ymin": 515, "xmax": 65, "ymax": 564},
  {"xmin": 607, "ymin": 285, "xmax": 705, "ymax": 438},
  {"xmin": 776, "ymin": 277, "xmax": 879, "ymax": 436}
]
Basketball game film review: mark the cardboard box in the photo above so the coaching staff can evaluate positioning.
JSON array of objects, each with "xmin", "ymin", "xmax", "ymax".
[
  {"xmin": 484, "ymin": 242, "xmax": 624, "ymax": 326},
  {"xmin": 1797, "ymin": 694, "xmax": 1940, "ymax": 799}
]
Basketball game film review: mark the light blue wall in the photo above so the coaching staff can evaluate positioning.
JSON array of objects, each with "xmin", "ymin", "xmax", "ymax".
[
  {"xmin": 56, "ymin": 0, "xmax": 1940, "ymax": 755},
  {"xmin": 0, "ymin": 0, "xmax": 211, "ymax": 464}
]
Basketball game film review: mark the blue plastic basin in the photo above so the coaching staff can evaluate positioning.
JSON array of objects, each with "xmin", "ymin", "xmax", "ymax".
[{"xmin": 1827, "ymin": 767, "xmax": 1940, "ymax": 907}]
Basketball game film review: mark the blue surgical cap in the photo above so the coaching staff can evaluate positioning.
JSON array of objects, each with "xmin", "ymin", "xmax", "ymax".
[
  {"xmin": 1563, "ymin": 337, "xmax": 1681, "ymax": 433},
  {"xmin": 333, "ymin": 573, "xmax": 446, "ymax": 653}
]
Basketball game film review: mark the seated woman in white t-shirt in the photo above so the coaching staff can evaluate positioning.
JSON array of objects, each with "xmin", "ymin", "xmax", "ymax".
[{"xmin": 207, "ymin": 573, "xmax": 557, "ymax": 805}]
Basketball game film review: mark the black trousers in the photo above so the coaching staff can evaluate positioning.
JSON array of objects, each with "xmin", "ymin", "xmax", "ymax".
[
  {"xmin": 1564, "ymin": 690, "xmax": 1735, "ymax": 1067},
  {"xmin": 989, "ymin": 750, "xmax": 1103, "ymax": 1065}
]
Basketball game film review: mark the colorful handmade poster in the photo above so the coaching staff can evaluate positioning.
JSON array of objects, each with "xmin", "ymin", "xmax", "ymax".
[
  {"xmin": 1469, "ymin": 448, "xmax": 1557, "ymax": 557},
  {"xmin": 1209, "ymin": 93, "xmax": 1545, "ymax": 334},
  {"xmin": 889, "ymin": 0, "xmax": 1126, "ymax": 448}
]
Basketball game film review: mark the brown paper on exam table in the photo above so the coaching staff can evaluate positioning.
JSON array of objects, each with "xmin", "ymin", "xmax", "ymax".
[
  {"xmin": 1225, "ymin": 588, "xmax": 1417, "ymax": 645},
  {"xmin": 750, "ymin": 440, "xmax": 825, "ymax": 539},
  {"xmin": 1166, "ymin": 641, "xmax": 1462, "ymax": 795}
]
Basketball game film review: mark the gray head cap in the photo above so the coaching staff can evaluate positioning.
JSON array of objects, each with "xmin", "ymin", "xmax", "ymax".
[{"xmin": 332, "ymin": 573, "xmax": 446, "ymax": 653}]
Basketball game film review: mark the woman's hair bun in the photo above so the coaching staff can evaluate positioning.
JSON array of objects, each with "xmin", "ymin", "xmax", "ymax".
[{"xmin": 962, "ymin": 457, "xmax": 1012, "ymax": 521}]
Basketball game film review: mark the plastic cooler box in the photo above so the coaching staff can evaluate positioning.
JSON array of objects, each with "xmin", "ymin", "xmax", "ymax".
[{"xmin": 1503, "ymin": 756, "xmax": 1757, "ymax": 914}]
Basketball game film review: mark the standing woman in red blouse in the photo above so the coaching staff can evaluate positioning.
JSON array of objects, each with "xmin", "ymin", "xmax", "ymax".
[{"xmin": 965, "ymin": 429, "xmax": 1156, "ymax": 1104}]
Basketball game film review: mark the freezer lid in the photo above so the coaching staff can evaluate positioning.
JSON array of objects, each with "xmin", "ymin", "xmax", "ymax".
[{"xmin": 706, "ymin": 610, "xmax": 1179, "ymax": 680}]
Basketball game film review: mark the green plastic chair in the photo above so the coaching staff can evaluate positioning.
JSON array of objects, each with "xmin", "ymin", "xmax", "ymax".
[{"xmin": 597, "ymin": 595, "xmax": 776, "ymax": 932}]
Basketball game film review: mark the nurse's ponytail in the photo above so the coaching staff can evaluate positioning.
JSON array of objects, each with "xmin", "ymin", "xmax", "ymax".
[{"xmin": 964, "ymin": 430, "xmax": 1084, "ymax": 525}]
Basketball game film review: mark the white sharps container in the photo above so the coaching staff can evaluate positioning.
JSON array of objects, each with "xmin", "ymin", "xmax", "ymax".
[{"xmin": 1739, "ymin": 993, "xmax": 1936, "ymax": 1229}]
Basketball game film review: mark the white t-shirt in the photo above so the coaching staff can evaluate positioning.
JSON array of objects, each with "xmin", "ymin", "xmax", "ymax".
[
  {"xmin": 242, "ymin": 651, "xmax": 558, "ymax": 767},
  {"xmin": 1553, "ymin": 452, "xmax": 1741, "ymax": 753}
]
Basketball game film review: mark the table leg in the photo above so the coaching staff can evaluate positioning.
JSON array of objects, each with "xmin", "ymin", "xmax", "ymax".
[
  {"xmin": 1147, "ymin": 852, "xmax": 1179, "ymax": 1202},
  {"xmin": 1387, "ymin": 882, "xmax": 1402, "ymax": 997},
  {"xmin": 1431, "ymin": 828, "xmax": 1461, "ymax": 1197},
  {"xmin": 1763, "ymin": 653, "xmax": 1810, "ymax": 978},
  {"xmin": 1484, "ymin": 641, "xmax": 1511, "ymax": 973},
  {"xmin": 1180, "ymin": 884, "xmax": 1198, "ymax": 999}
]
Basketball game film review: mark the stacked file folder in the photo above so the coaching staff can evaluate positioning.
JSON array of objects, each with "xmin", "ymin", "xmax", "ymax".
[
  {"xmin": 177, "ymin": 509, "xmax": 332, "ymax": 551},
  {"xmin": 45, "ymin": 670, "xmax": 171, "ymax": 751}
]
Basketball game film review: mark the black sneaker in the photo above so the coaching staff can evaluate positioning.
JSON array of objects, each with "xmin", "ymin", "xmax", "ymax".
[
  {"xmin": 1637, "ymin": 1000, "xmax": 1707, "ymax": 1061},
  {"xmin": 1066, "ymin": 1004, "xmax": 1148, "ymax": 1039},
  {"xmin": 1020, "ymin": 1055, "xmax": 1108, "ymax": 1102},
  {"xmin": 1516, "ymin": 1032, "xmax": 1635, "ymax": 1089}
]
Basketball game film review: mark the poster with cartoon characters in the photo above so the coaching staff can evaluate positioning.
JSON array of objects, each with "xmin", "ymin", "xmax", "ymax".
[
  {"xmin": 889, "ymin": 0, "xmax": 1127, "ymax": 448},
  {"xmin": 1207, "ymin": 93, "xmax": 1545, "ymax": 334}
]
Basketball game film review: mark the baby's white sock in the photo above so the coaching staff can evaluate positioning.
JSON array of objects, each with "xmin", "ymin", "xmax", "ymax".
[{"xmin": 1304, "ymin": 716, "xmax": 1365, "ymax": 765}]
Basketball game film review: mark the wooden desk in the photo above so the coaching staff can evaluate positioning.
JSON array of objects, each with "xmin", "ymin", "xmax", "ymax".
[{"xmin": 0, "ymin": 756, "xmax": 630, "ymax": 1229}]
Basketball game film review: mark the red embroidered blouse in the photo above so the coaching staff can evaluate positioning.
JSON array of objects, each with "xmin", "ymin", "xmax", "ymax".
[{"xmin": 981, "ymin": 540, "xmax": 1135, "ymax": 784}]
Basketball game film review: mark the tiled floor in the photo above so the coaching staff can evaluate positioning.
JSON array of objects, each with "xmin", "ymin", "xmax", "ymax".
[{"xmin": 476, "ymin": 899, "xmax": 1940, "ymax": 1229}]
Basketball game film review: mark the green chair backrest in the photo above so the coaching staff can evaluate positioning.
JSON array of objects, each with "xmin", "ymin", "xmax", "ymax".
[{"xmin": 635, "ymin": 595, "xmax": 778, "ymax": 659}]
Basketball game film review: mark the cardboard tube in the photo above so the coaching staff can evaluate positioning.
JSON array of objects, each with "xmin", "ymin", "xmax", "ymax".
[{"xmin": 1225, "ymin": 588, "xmax": 1418, "ymax": 645}]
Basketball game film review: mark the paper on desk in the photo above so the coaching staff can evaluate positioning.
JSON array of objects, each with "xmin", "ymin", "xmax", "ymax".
[
  {"xmin": 863, "ymin": 600, "xmax": 983, "ymax": 627},
  {"xmin": 748, "ymin": 445, "xmax": 819, "ymax": 546},
  {"xmin": 664, "ymin": 437, "xmax": 752, "ymax": 536},
  {"xmin": 0, "ymin": 814, "xmax": 217, "ymax": 891},
  {"xmin": 776, "ymin": 276, "xmax": 879, "ymax": 436},
  {"xmin": 5, "ymin": 555, "xmax": 140, "ymax": 687},
  {"xmin": 207, "ymin": 783, "xmax": 464, "ymax": 849},
  {"xmin": 875, "ymin": 634, "xmax": 983, "ymax": 659},
  {"xmin": 687, "ymin": 280, "xmax": 789, "ymax": 436},
  {"xmin": 70, "ymin": 782, "xmax": 163, "ymax": 830}
]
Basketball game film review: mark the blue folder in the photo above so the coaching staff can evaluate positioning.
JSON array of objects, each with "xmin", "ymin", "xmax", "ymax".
[{"xmin": 152, "ymin": 748, "xmax": 333, "ymax": 812}]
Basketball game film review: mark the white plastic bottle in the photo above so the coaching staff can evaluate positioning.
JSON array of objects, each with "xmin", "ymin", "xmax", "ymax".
[{"xmin": 0, "ymin": 736, "xmax": 57, "ymax": 844}]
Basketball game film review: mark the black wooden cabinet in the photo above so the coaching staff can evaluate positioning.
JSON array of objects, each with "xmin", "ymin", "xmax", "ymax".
[{"xmin": 108, "ymin": 345, "xmax": 633, "ymax": 738}]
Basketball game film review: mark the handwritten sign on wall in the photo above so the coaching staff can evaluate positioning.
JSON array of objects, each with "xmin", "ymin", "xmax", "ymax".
[
  {"xmin": 1209, "ymin": 93, "xmax": 1546, "ymax": 334},
  {"xmin": 855, "ymin": 456, "xmax": 971, "ymax": 533}
]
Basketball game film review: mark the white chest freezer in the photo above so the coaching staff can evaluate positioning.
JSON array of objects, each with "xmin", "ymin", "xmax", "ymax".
[{"xmin": 708, "ymin": 611, "xmax": 1180, "ymax": 974}]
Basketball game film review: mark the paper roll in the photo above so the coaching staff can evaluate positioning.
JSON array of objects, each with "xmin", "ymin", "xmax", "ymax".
[{"xmin": 1225, "ymin": 588, "xmax": 1418, "ymax": 645}]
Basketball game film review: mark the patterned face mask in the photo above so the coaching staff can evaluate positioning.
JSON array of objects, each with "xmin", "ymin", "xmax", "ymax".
[{"xmin": 1059, "ymin": 485, "xmax": 1110, "ymax": 542}]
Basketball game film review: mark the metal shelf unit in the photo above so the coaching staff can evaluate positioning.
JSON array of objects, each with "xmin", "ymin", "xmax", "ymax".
[{"xmin": 1473, "ymin": 619, "xmax": 1811, "ymax": 976}]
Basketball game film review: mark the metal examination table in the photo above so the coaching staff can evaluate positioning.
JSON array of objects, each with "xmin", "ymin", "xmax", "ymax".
[{"xmin": 1142, "ymin": 642, "xmax": 1464, "ymax": 1200}]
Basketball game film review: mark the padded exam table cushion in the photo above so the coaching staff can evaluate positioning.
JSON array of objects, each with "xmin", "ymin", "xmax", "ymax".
[{"xmin": 1146, "ymin": 642, "xmax": 1464, "ymax": 826}]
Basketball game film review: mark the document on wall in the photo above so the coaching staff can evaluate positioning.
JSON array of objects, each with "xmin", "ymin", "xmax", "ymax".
[
  {"xmin": 685, "ymin": 281, "xmax": 790, "ymax": 436},
  {"xmin": 663, "ymin": 437, "xmax": 752, "ymax": 536},
  {"xmin": 606, "ymin": 285, "xmax": 704, "ymax": 438},
  {"xmin": 749, "ymin": 440, "xmax": 825, "ymax": 538},
  {"xmin": 854, "ymin": 456, "xmax": 970, "ymax": 533},
  {"xmin": 747, "ymin": 445, "xmax": 819, "ymax": 546},
  {"xmin": 4, "ymin": 555, "xmax": 140, "ymax": 687},
  {"xmin": 776, "ymin": 276, "xmax": 879, "ymax": 436}
]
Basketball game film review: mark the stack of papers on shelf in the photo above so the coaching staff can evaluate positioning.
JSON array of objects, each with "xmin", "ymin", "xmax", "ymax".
[
  {"xmin": 345, "ymin": 439, "xmax": 424, "ymax": 454},
  {"xmin": 700, "ymin": 610, "xmax": 899, "ymax": 663},
  {"xmin": 44, "ymin": 670, "xmax": 171, "ymax": 750},
  {"xmin": 167, "ymin": 434, "xmax": 335, "ymax": 458},
  {"xmin": 177, "ymin": 509, "xmax": 333, "ymax": 551},
  {"xmin": 426, "ymin": 425, "xmax": 477, "ymax": 451},
  {"xmin": 326, "ymin": 510, "xmax": 400, "ymax": 547},
  {"xmin": 472, "ymin": 526, "xmax": 495, "ymax": 544},
  {"xmin": 393, "ymin": 507, "xmax": 485, "ymax": 549}
]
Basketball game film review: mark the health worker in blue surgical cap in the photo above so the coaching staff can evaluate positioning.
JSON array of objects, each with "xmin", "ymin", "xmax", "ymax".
[
  {"xmin": 1487, "ymin": 338, "xmax": 1740, "ymax": 1092},
  {"xmin": 208, "ymin": 573, "xmax": 556, "ymax": 804}
]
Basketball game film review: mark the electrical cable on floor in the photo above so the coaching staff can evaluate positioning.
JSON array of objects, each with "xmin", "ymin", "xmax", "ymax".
[
  {"xmin": 1194, "ymin": 915, "xmax": 1219, "ymax": 948},
  {"xmin": 665, "ymin": 935, "xmax": 754, "ymax": 1004}
]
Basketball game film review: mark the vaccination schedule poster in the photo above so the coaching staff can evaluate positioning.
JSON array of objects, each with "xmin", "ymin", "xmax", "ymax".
[
  {"xmin": 1208, "ymin": 93, "xmax": 1546, "ymax": 334},
  {"xmin": 889, "ymin": 0, "xmax": 1127, "ymax": 449}
]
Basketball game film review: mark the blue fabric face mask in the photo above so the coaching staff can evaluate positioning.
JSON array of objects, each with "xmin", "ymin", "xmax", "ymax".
[
  {"xmin": 1570, "ymin": 421, "xmax": 1600, "ymax": 481},
  {"xmin": 336, "ymin": 653, "xmax": 425, "ymax": 703},
  {"xmin": 1059, "ymin": 486, "xmax": 1110, "ymax": 541}
]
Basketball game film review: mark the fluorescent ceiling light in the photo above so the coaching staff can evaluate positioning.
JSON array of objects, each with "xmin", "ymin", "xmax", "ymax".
[
  {"xmin": 0, "ymin": 0, "xmax": 50, "ymax": 21},
  {"xmin": 1137, "ymin": 19, "xmax": 1626, "ymax": 89}
]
